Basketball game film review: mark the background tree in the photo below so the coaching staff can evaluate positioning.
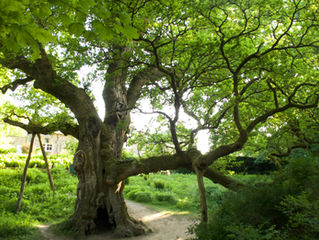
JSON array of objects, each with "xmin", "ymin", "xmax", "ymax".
[{"xmin": 0, "ymin": 0, "xmax": 318, "ymax": 236}]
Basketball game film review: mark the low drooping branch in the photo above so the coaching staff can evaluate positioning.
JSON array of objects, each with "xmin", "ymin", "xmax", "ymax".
[
  {"xmin": 204, "ymin": 168, "xmax": 244, "ymax": 191},
  {"xmin": 3, "ymin": 117, "xmax": 79, "ymax": 139},
  {"xmin": 108, "ymin": 153, "xmax": 191, "ymax": 184},
  {"xmin": 106, "ymin": 149, "xmax": 244, "ymax": 191}
]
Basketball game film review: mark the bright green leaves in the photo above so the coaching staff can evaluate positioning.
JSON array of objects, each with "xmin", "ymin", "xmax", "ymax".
[
  {"xmin": 121, "ymin": 25, "xmax": 139, "ymax": 39},
  {"xmin": 60, "ymin": 1, "xmax": 140, "ymax": 44},
  {"xmin": 117, "ymin": 12, "xmax": 139, "ymax": 38},
  {"xmin": 77, "ymin": 0, "xmax": 97, "ymax": 14},
  {"xmin": 32, "ymin": 3, "xmax": 52, "ymax": 19},
  {"xmin": 1, "ymin": 0, "xmax": 318, "ymax": 162},
  {"xmin": 0, "ymin": 0, "xmax": 141, "ymax": 62},
  {"xmin": 68, "ymin": 23, "xmax": 85, "ymax": 37},
  {"xmin": 2, "ymin": 84, "xmax": 77, "ymax": 131},
  {"xmin": 0, "ymin": 0, "xmax": 28, "ymax": 43},
  {"xmin": 91, "ymin": 20, "xmax": 113, "ymax": 41},
  {"xmin": 118, "ymin": 12, "xmax": 131, "ymax": 26},
  {"xmin": 89, "ymin": 11, "xmax": 138, "ymax": 43},
  {"xmin": 39, "ymin": 5, "xmax": 52, "ymax": 18},
  {"xmin": 0, "ymin": 0, "xmax": 57, "ymax": 60}
]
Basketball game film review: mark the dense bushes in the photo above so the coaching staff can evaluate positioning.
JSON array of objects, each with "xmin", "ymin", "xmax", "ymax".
[
  {"xmin": 0, "ymin": 147, "xmax": 16, "ymax": 154},
  {"xmin": 0, "ymin": 153, "xmax": 72, "ymax": 169},
  {"xmin": 214, "ymin": 156, "xmax": 276, "ymax": 174},
  {"xmin": 191, "ymin": 155, "xmax": 319, "ymax": 240}
]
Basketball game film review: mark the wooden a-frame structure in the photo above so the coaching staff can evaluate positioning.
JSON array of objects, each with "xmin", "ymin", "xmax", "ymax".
[{"xmin": 15, "ymin": 133, "xmax": 55, "ymax": 213}]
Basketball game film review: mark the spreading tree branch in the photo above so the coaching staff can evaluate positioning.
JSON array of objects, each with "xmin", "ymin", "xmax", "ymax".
[
  {"xmin": 0, "ymin": 77, "xmax": 34, "ymax": 94},
  {"xmin": 107, "ymin": 149, "xmax": 244, "ymax": 191},
  {"xmin": 3, "ymin": 117, "xmax": 79, "ymax": 138},
  {"xmin": 2, "ymin": 47, "xmax": 100, "ymax": 124}
]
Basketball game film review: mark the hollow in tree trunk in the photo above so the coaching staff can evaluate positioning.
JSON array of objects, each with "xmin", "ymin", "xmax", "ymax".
[{"xmin": 70, "ymin": 116, "xmax": 149, "ymax": 237}]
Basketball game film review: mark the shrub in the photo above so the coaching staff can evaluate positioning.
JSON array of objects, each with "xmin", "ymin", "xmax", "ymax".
[
  {"xmin": 176, "ymin": 197, "xmax": 192, "ymax": 210},
  {"xmin": 155, "ymin": 193, "xmax": 177, "ymax": 204},
  {"xmin": 279, "ymin": 193, "xmax": 319, "ymax": 239},
  {"xmin": 126, "ymin": 190, "xmax": 139, "ymax": 200},
  {"xmin": 153, "ymin": 179, "xmax": 165, "ymax": 189},
  {"xmin": 135, "ymin": 192, "xmax": 152, "ymax": 202},
  {"xmin": 0, "ymin": 153, "xmax": 72, "ymax": 169},
  {"xmin": 225, "ymin": 224, "xmax": 284, "ymax": 240},
  {"xmin": 28, "ymin": 184, "xmax": 51, "ymax": 196},
  {"xmin": 25, "ymin": 169, "xmax": 47, "ymax": 184},
  {"xmin": 191, "ymin": 155, "xmax": 319, "ymax": 240},
  {"xmin": 0, "ymin": 147, "xmax": 16, "ymax": 154}
]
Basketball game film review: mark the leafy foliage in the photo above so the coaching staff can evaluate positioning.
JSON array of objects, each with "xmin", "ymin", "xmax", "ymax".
[
  {"xmin": 191, "ymin": 153, "xmax": 319, "ymax": 240},
  {"xmin": 1, "ymin": 0, "xmax": 319, "ymax": 233}
]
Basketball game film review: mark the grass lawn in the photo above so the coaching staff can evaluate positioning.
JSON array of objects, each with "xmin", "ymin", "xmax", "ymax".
[{"xmin": 0, "ymin": 167, "xmax": 77, "ymax": 240}]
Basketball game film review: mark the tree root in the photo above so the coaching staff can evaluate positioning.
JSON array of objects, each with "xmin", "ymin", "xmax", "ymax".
[{"xmin": 114, "ymin": 218, "xmax": 152, "ymax": 237}]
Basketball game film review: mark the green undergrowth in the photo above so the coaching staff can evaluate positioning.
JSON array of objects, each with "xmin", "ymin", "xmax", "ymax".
[
  {"xmin": 123, "ymin": 173, "xmax": 269, "ymax": 216},
  {"xmin": 0, "ymin": 162, "xmax": 271, "ymax": 239},
  {"xmin": 191, "ymin": 155, "xmax": 319, "ymax": 240},
  {"xmin": 0, "ymin": 167, "xmax": 77, "ymax": 240}
]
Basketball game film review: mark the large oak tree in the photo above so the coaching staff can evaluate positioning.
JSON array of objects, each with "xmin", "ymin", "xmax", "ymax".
[{"xmin": 1, "ymin": 0, "xmax": 318, "ymax": 236}]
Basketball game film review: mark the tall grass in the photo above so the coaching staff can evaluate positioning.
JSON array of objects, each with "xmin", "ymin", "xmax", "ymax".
[{"xmin": 0, "ymin": 167, "xmax": 77, "ymax": 240}]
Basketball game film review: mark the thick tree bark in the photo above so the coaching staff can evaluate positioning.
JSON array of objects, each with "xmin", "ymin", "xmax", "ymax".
[
  {"xmin": 71, "ymin": 117, "xmax": 149, "ymax": 237},
  {"xmin": 70, "ymin": 47, "xmax": 151, "ymax": 236}
]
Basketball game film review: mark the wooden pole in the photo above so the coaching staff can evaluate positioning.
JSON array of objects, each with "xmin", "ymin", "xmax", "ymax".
[
  {"xmin": 195, "ymin": 167, "xmax": 208, "ymax": 222},
  {"xmin": 37, "ymin": 133, "xmax": 55, "ymax": 193},
  {"xmin": 15, "ymin": 133, "xmax": 36, "ymax": 213}
]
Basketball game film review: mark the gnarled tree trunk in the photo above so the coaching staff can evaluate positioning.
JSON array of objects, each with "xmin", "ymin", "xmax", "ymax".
[
  {"xmin": 71, "ymin": 117, "xmax": 148, "ymax": 237},
  {"xmin": 70, "ymin": 47, "xmax": 150, "ymax": 236}
]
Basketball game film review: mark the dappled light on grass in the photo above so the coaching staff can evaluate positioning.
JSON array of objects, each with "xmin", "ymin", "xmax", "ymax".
[{"xmin": 141, "ymin": 211, "xmax": 172, "ymax": 222}]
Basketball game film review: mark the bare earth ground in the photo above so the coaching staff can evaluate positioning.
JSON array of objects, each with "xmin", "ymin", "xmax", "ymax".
[{"xmin": 38, "ymin": 200, "xmax": 196, "ymax": 240}]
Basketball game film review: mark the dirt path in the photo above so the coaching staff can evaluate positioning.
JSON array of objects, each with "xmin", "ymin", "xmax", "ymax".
[{"xmin": 38, "ymin": 200, "xmax": 196, "ymax": 240}]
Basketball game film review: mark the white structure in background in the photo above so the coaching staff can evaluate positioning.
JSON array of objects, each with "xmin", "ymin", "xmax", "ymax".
[{"xmin": 3, "ymin": 131, "xmax": 74, "ymax": 155}]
